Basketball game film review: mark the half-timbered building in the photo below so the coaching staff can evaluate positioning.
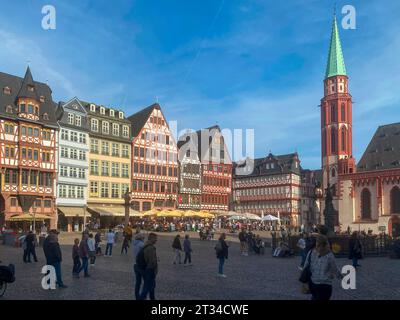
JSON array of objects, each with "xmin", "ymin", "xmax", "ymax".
[
  {"xmin": 128, "ymin": 103, "xmax": 178, "ymax": 211},
  {"xmin": 0, "ymin": 67, "xmax": 58, "ymax": 229},
  {"xmin": 233, "ymin": 153, "xmax": 301, "ymax": 226}
]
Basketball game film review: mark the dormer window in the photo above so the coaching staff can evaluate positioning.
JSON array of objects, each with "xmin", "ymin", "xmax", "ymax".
[
  {"xmin": 3, "ymin": 87, "xmax": 11, "ymax": 95},
  {"xmin": 28, "ymin": 85, "xmax": 34, "ymax": 92},
  {"xmin": 43, "ymin": 113, "xmax": 49, "ymax": 120},
  {"xmin": 90, "ymin": 104, "xmax": 96, "ymax": 112},
  {"xmin": 109, "ymin": 109, "xmax": 115, "ymax": 117},
  {"xmin": 40, "ymin": 95, "xmax": 45, "ymax": 103},
  {"xmin": 5, "ymin": 105, "xmax": 13, "ymax": 114},
  {"xmin": 100, "ymin": 107, "xmax": 105, "ymax": 115},
  {"xmin": 119, "ymin": 111, "xmax": 124, "ymax": 119},
  {"xmin": 19, "ymin": 103, "xmax": 26, "ymax": 113}
]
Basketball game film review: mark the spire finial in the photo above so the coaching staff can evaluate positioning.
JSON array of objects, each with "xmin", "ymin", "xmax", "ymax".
[{"xmin": 334, "ymin": 2, "xmax": 337, "ymax": 16}]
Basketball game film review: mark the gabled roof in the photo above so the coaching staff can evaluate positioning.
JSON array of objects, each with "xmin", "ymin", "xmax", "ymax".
[
  {"xmin": 0, "ymin": 68, "xmax": 58, "ymax": 128},
  {"xmin": 357, "ymin": 123, "xmax": 400, "ymax": 172},
  {"xmin": 127, "ymin": 103, "xmax": 160, "ymax": 138},
  {"xmin": 234, "ymin": 152, "xmax": 301, "ymax": 178},
  {"xmin": 325, "ymin": 15, "xmax": 347, "ymax": 79}
]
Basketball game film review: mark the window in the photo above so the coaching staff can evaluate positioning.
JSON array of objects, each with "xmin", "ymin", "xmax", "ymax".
[
  {"xmin": 19, "ymin": 103, "xmax": 26, "ymax": 113},
  {"xmin": 121, "ymin": 184, "xmax": 129, "ymax": 196},
  {"xmin": 42, "ymin": 130, "xmax": 51, "ymax": 140},
  {"xmin": 90, "ymin": 104, "xmax": 96, "ymax": 112},
  {"xmin": 140, "ymin": 148, "xmax": 145, "ymax": 158},
  {"xmin": 3, "ymin": 87, "xmax": 11, "ymax": 95},
  {"xmin": 390, "ymin": 186, "xmax": 400, "ymax": 214},
  {"xmin": 341, "ymin": 128, "xmax": 347, "ymax": 152},
  {"xmin": 5, "ymin": 146, "xmax": 15, "ymax": 158},
  {"xmin": 70, "ymin": 149, "xmax": 78, "ymax": 159},
  {"xmin": 78, "ymin": 168, "xmax": 85, "ymax": 179},
  {"xmin": 68, "ymin": 113, "xmax": 74, "ymax": 124},
  {"xmin": 90, "ymin": 139, "xmax": 99, "ymax": 153},
  {"xmin": 90, "ymin": 181, "xmax": 98, "ymax": 196},
  {"xmin": 59, "ymin": 185, "xmax": 67, "ymax": 198},
  {"xmin": 102, "ymin": 141, "xmax": 109, "ymax": 155},
  {"xmin": 91, "ymin": 119, "xmax": 99, "ymax": 132},
  {"xmin": 102, "ymin": 121, "xmax": 109, "ymax": 134},
  {"xmin": 79, "ymin": 133, "xmax": 86, "ymax": 144},
  {"xmin": 30, "ymin": 170, "xmax": 38, "ymax": 185},
  {"xmin": 28, "ymin": 104, "xmax": 34, "ymax": 114},
  {"xmin": 122, "ymin": 164, "xmax": 129, "ymax": 178},
  {"xmin": 166, "ymin": 135, "xmax": 170, "ymax": 145},
  {"xmin": 122, "ymin": 145, "xmax": 129, "ymax": 158},
  {"xmin": 330, "ymin": 102, "xmax": 337, "ymax": 123},
  {"xmin": 101, "ymin": 161, "xmax": 109, "ymax": 176},
  {"xmin": 5, "ymin": 123, "xmax": 14, "ymax": 134},
  {"xmin": 111, "ymin": 162, "xmax": 120, "ymax": 177},
  {"xmin": 112, "ymin": 123, "xmax": 119, "ymax": 136},
  {"xmin": 60, "ymin": 166, "xmax": 68, "ymax": 177},
  {"xmin": 70, "ymin": 167, "xmax": 77, "ymax": 178},
  {"xmin": 109, "ymin": 109, "xmax": 115, "ymax": 117},
  {"xmin": 331, "ymin": 127, "xmax": 337, "ymax": 153},
  {"xmin": 341, "ymin": 103, "xmax": 346, "ymax": 122},
  {"xmin": 101, "ymin": 182, "xmax": 109, "ymax": 198},
  {"xmin": 5, "ymin": 105, "xmax": 13, "ymax": 113},
  {"xmin": 100, "ymin": 107, "xmax": 105, "ymax": 115},
  {"xmin": 43, "ymin": 113, "xmax": 49, "ymax": 120},
  {"xmin": 75, "ymin": 115, "xmax": 81, "ymax": 126},
  {"xmin": 361, "ymin": 188, "xmax": 371, "ymax": 220},
  {"xmin": 111, "ymin": 183, "xmax": 119, "ymax": 198},
  {"xmin": 68, "ymin": 186, "xmax": 76, "ymax": 198},
  {"xmin": 134, "ymin": 147, "xmax": 139, "ymax": 157},
  {"xmin": 122, "ymin": 125, "xmax": 129, "ymax": 138},
  {"xmin": 60, "ymin": 147, "xmax": 68, "ymax": 158},
  {"xmin": 90, "ymin": 160, "xmax": 99, "ymax": 175},
  {"xmin": 61, "ymin": 129, "xmax": 68, "ymax": 140},
  {"xmin": 77, "ymin": 186, "xmax": 84, "ymax": 199},
  {"xmin": 112, "ymin": 143, "xmax": 119, "ymax": 157},
  {"xmin": 22, "ymin": 170, "xmax": 29, "ymax": 185},
  {"xmin": 70, "ymin": 132, "xmax": 78, "ymax": 142},
  {"xmin": 119, "ymin": 111, "xmax": 124, "ymax": 119}
]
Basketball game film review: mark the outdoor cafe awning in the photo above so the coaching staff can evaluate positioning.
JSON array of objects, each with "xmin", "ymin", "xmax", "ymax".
[
  {"xmin": 88, "ymin": 206, "xmax": 143, "ymax": 217},
  {"xmin": 9, "ymin": 213, "xmax": 51, "ymax": 222},
  {"xmin": 58, "ymin": 206, "xmax": 85, "ymax": 217}
]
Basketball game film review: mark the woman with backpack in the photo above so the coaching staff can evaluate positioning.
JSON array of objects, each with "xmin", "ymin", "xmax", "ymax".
[{"xmin": 215, "ymin": 233, "xmax": 229, "ymax": 278}]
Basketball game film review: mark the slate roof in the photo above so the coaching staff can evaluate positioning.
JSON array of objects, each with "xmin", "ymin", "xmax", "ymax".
[
  {"xmin": 0, "ymin": 68, "xmax": 58, "ymax": 128},
  {"xmin": 357, "ymin": 123, "xmax": 400, "ymax": 172},
  {"xmin": 127, "ymin": 103, "xmax": 160, "ymax": 138},
  {"xmin": 234, "ymin": 152, "xmax": 301, "ymax": 178}
]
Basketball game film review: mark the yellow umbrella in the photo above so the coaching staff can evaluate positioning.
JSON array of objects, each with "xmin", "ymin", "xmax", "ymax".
[
  {"xmin": 196, "ymin": 210, "xmax": 215, "ymax": 219},
  {"xmin": 9, "ymin": 213, "xmax": 51, "ymax": 221},
  {"xmin": 156, "ymin": 209, "xmax": 183, "ymax": 218},
  {"xmin": 183, "ymin": 210, "xmax": 200, "ymax": 217},
  {"xmin": 142, "ymin": 208, "xmax": 161, "ymax": 217}
]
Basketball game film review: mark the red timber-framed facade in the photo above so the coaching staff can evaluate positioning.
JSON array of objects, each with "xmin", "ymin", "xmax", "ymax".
[
  {"xmin": 128, "ymin": 103, "xmax": 178, "ymax": 211},
  {"xmin": 233, "ymin": 153, "xmax": 301, "ymax": 226},
  {"xmin": 0, "ymin": 67, "xmax": 58, "ymax": 229},
  {"xmin": 196, "ymin": 126, "xmax": 232, "ymax": 212}
]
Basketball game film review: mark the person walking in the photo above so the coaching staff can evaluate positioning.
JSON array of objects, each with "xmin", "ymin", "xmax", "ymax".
[
  {"xmin": 215, "ymin": 233, "xmax": 229, "ymax": 278},
  {"xmin": 19, "ymin": 233, "xmax": 28, "ymax": 263},
  {"xmin": 138, "ymin": 233, "xmax": 158, "ymax": 300},
  {"xmin": 238, "ymin": 228, "xmax": 248, "ymax": 256},
  {"xmin": 87, "ymin": 233, "xmax": 96, "ymax": 266},
  {"xmin": 183, "ymin": 234, "xmax": 193, "ymax": 266},
  {"xmin": 105, "ymin": 229, "xmax": 115, "ymax": 257},
  {"xmin": 43, "ymin": 230, "xmax": 67, "ymax": 288},
  {"xmin": 172, "ymin": 234, "xmax": 182, "ymax": 265},
  {"xmin": 297, "ymin": 233, "xmax": 307, "ymax": 268},
  {"xmin": 133, "ymin": 233, "xmax": 145, "ymax": 300},
  {"xmin": 95, "ymin": 231, "xmax": 102, "ymax": 255},
  {"xmin": 72, "ymin": 238, "xmax": 81, "ymax": 278},
  {"xmin": 78, "ymin": 233, "xmax": 90, "ymax": 277},
  {"xmin": 25, "ymin": 231, "xmax": 38, "ymax": 263},
  {"xmin": 121, "ymin": 235, "xmax": 130, "ymax": 254},
  {"xmin": 348, "ymin": 231, "xmax": 362, "ymax": 268},
  {"xmin": 303, "ymin": 234, "xmax": 342, "ymax": 301}
]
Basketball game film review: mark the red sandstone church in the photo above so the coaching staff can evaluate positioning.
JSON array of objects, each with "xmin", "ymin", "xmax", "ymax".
[{"xmin": 321, "ymin": 15, "xmax": 400, "ymax": 237}]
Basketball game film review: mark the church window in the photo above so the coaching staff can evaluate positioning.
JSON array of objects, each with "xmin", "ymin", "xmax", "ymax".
[
  {"xmin": 390, "ymin": 186, "xmax": 400, "ymax": 214},
  {"xmin": 361, "ymin": 188, "xmax": 371, "ymax": 220},
  {"xmin": 341, "ymin": 128, "xmax": 347, "ymax": 151},
  {"xmin": 331, "ymin": 128, "xmax": 337, "ymax": 153}
]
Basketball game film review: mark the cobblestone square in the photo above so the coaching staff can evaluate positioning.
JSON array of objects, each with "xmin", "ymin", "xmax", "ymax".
[{"xmin": 1, "ymin": 232, "xmax": 400, "ymax": 300}]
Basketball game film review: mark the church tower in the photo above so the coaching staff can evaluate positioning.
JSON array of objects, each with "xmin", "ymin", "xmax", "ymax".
[{"xmin": 321, "ymin": 15, "xmax": 355, "ymax": 216}]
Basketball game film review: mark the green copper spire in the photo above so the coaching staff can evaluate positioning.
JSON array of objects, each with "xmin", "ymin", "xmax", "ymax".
[{"xmin": 325, "ymin": 15, "xmax": 347, "ymax": 79}]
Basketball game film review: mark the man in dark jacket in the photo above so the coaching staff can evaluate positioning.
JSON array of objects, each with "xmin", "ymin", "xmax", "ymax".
[
  {"xmin": 216, "ymin": 233, "xmax": 229, "ymax": 278},
  {"xmin": 25, "ymin": 231, "xmax": 38, "ymax": 262},
  {"xmin": 348, "ymin": 231, "xmax": 362, "ymax": 268},
  {"xmin": 172, "ymin": 235, "xmax": 182, "ymax": 264},
  {"xmin": 43, "ymin": 230, "xmax": 67, "ymax": 288},
  {"xmin": 139, "ymin": 233, "xmax": 158, "ymax": 300},
  {"xmin": 238, "ymin": 228, "xmax": 248, "ymax": 256}
]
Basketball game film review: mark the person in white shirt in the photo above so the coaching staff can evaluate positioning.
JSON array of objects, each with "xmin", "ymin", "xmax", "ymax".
[
  {"xmin": 87, "ymin": 233, "xmax": 96, "ymax": 265},
  {"xmin": 105, "ymin": 229, "xmax": 115, "ymax": 257}
]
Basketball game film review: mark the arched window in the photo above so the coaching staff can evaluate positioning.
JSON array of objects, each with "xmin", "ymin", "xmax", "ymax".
[
  {"xmin": 322, "ymin": 131, "xmax": 326, "ymax": 156},
  {"xmin": 331, "ymin": 127, "xmax": 337, "ymax": 153},
  {"xmin": 330, "ymin": 102, "xmax": 337, "ymax": 122},
  {"xmin": 361, "ymin": 188, "xmax": 371, "ymax": 220},
  {"xmin": 341, "ymin": 103, "xmax": 346, "ymax": 122},
  {"xmin": 341, "ymin": 128, "xmax": 347, "ymax": 151},
  {"xmin": 390, "ymin": 186, "xmax": 400, "ymax": 214}
]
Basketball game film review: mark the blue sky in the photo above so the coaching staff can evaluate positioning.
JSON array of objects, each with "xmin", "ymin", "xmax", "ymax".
[{"xmin": 0, "ymin": 0, "xmax": 399, "ymax": 169}]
